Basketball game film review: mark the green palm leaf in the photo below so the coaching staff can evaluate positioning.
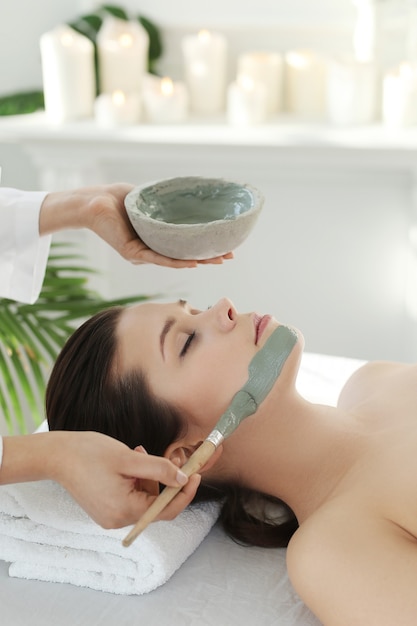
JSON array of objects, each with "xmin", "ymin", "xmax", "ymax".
[{"xmin": 0, "ymin": 242, "xmax": 154, "ymax": 434}]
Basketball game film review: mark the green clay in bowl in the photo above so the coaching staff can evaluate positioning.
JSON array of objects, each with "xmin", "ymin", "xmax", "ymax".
[{"xmin": 124, "ymin": 176, "xmax": 264, "ymax": 260}]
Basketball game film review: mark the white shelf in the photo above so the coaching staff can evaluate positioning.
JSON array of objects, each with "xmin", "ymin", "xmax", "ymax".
[{"xmin": 1, "ymin": 112, "xmax": 417, "ymax": 154}]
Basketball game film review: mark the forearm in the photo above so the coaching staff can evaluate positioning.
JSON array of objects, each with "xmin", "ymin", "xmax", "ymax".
[
  {"xmin": 0, "ymin": 433, "xmax": 64, "ymax": 485},
  {"xmin": 38, "ymin": 190, "xmax": 92, "ymax": 235},
  {"xmin": 38, "ymin": 184, "xmax": 134, "ymax": 236}
]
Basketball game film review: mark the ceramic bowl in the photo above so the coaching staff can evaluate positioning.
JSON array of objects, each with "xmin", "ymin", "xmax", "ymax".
[{"xmin": 124, "ymin": 176, "xmax": 264, "ymax": 260}]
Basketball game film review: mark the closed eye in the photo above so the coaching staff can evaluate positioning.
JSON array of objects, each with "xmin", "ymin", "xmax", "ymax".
[{"xmin": 180, "ymin": 331, "xmax": 196, "ymax": 357}]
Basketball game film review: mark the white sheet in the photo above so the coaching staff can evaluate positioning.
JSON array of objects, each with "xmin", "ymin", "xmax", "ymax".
[{"xmin": 0, "ymin": 352, "xmax": 364, "ymax": 626}]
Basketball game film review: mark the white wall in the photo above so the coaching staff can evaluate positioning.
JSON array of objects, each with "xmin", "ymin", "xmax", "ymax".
[
  {"xmin": 79, "ymin": 0, "xmax": 355, "ymax": 27},
  {"xmin": 0, "ymin": 0, "xmax": 77, "ymax": 188},
  {"xmin": 1, "ymin": 0, "xmax": 416, "ymax": 366},
  {"xmin": 0, "ymin": 0, "xmax": 77, "ymax": 96}
]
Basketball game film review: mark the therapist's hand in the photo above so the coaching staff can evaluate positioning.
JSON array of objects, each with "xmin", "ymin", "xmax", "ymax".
[
  {"xmin": 39, "ymin": 184, "xmax": 234, "ymax": 268},
  {"xmin": 50, "ymin": 431, "xmax": 201, "ymax": 529},
  {"xmin": 1, "ymin": 432, "xmax": 200, "ymax": 529}
]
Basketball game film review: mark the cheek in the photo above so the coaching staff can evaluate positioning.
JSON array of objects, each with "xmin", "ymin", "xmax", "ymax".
[{"xmin": 183, "ymin": 353, "xmax": 250, "ymax": 429}]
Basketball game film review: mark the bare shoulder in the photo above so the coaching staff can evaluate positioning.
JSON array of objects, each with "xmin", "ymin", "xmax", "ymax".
[
  {"xmin": 287, "ymin": 503, "xmax": 417, "ymax": 626},
  {"xmin": 337, "ymin": 360, "xmax": 410, "ymax": 410}
]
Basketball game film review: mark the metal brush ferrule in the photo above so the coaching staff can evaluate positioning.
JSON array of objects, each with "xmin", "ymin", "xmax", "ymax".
[{"xmin": 205, "ymin": 429, "xmax": 225, "ymax": 449}]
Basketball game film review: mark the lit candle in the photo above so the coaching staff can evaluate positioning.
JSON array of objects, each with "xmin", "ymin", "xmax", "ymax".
[
  {"xmin": 284, "ymin": 49, "xmax": 328, "ymax": 119},
  {"xmin": 97, "ymin": 16, "xmax": 149, "ymax": 94},
  {"xmin": 227, "ymin": 76, "xmax": 268, "ymax": 127},
  {"xmin": 326, "ymin": 57, "xmax": 377, "ymax": 125},
  {"xmin": 40, "ymin": 25, "xmax": 95, "ymax": 123},
  {"xmin": 181, "ymin": 29, "xmax": 227, "ymax": 114},
  {"xmin": 94, "ymin": 89, "xmax": 141, "ymax": 126},
  {"xmin": 382, "ymin": 63, "xmax": 417, "ymax": 127},
  {"xmin": 142, "ymin": 76, "xmax": 189, "ymax": 123},
  {"xmin": 237, "ymin": 51, "xmax": 283, "ymax": 114}
]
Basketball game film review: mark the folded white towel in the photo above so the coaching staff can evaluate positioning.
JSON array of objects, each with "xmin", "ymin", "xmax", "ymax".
[{"xmin": 0, "ymin": 479, "xmax": 220, "ymax": 595}]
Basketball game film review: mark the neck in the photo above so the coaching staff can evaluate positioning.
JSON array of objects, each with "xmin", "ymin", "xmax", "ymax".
[{"xmin": 209, "ymin": 390, "xmax": 366, "ymax": 523}]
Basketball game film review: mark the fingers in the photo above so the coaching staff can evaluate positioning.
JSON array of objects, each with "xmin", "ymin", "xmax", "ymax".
[
  {"xmin": 197, "ymin": 257, "xmax": 223, "ymax": 265},
  {"xmin": 127, "ymin": 244, "xmax": 198, "ymax": 268},
  {"xmin": 125, "ymin": 451, "xmax": 201, "ymax": 524},
  {"xmin": 155, "ymin": 474, "xmax": 202, "ymax": 521},
  {"xmin": 121, "ymin": 473, "xmax": 201, "ymax": 528},
  {"xmin": 129, "ymin": 450, "xmax": 189, "ymax": 488},
  {"xmin": 127, "ymin": 245, "xmax": 234, "ymax": 268},
  {"xmin": 197, "ymin": 251, "xmax": 234, "ymax": 265}
]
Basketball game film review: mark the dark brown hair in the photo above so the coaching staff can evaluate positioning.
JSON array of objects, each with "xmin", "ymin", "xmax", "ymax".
[{"xmin": 46, "ymin": 306, "xmax": 298, "ymax": 548}]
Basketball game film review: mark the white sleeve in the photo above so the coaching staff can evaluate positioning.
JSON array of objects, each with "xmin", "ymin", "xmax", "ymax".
[{"xmin": 0, "ymin": 188, "xmax": 51, "ymax": 304}]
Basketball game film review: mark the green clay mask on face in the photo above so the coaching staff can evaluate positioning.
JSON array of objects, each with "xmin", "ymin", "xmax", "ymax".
[{"xmin": 207, "ymin": 325, "xmax": 298, "ymax": 446}]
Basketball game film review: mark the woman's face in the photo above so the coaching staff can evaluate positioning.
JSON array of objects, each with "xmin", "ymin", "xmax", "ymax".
[{"xmin": 116, "ymin": 297, "xmax": 300, "ymax": 435}]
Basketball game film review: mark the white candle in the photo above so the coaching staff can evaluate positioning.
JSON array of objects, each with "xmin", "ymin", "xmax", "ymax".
[
  {"xmin": 407, "ymin": 5, "xmax": 417, "ymax": 62},
  {"xmin": 142, "ymin": 76, "xmax": 189, "ymax": 123},
  {"xmin": 352, "ymin": 0, "xmax": 380, "ymax": 63},
  {"xmin": 382, "ymin": 63, "xmax": 417, "ymax": 127},
  {"xmin": 94, "ymin": 90, "xmax": 141, "ymax": 126},
  {"xmin": 227, "ymin": 76, "xmax": 268, "ymax": 127},
  {"xmin": 181, "ymin": 29, "xmax": 227, "ymax": 114},
  {"xmin": 237, "ymin": 51, "xmax": 283, "ymax": 114},
  {"xmin": 97, "ymin": 17, "xmax": 149, "ymax": 94},
  {"xmin": 40, "ymin": 25, "xmax": 95, "ymax": 123},
  {"xmin": 284, "ymin": 49, "xmax": 328, "ymax": 119},
  {"xmin": 326, "ymin": 58, "xmax": 377, "ymax": 125}
]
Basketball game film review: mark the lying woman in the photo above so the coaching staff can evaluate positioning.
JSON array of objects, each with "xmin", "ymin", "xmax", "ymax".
[{"xmin": 46, "ymin": 297, "xmax": 417, "ymax": 625}]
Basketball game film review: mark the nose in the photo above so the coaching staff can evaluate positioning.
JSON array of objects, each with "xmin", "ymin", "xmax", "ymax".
[{"xmin": 208, "ymin": 297, "xmax": 237, "ymax": 332}]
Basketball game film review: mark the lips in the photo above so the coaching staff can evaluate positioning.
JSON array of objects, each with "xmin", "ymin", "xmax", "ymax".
[{"xmin": 254, "ymin": 314, "xmax": 271, "ymax": 344}]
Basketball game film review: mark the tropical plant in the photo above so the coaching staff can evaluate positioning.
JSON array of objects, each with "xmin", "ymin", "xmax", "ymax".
[{"xmin": 0, "ymin": 243, "xmax": 153, "ymax": 434}]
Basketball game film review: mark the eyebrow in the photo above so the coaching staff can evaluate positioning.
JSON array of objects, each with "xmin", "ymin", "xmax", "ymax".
[{"xmin": 159, "ymin": 300, "xmax": 187, "ymax": 360}]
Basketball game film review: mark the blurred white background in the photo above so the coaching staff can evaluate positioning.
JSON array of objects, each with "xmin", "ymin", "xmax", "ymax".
[{"xmin": 1, "ymin": 1, "xmax": 417, "ymax": 362}]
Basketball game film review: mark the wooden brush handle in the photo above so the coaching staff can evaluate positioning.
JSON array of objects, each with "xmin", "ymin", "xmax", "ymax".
[{"xmin": 122, "ymin": 439, "xmax": 216, "ymax": 547}]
